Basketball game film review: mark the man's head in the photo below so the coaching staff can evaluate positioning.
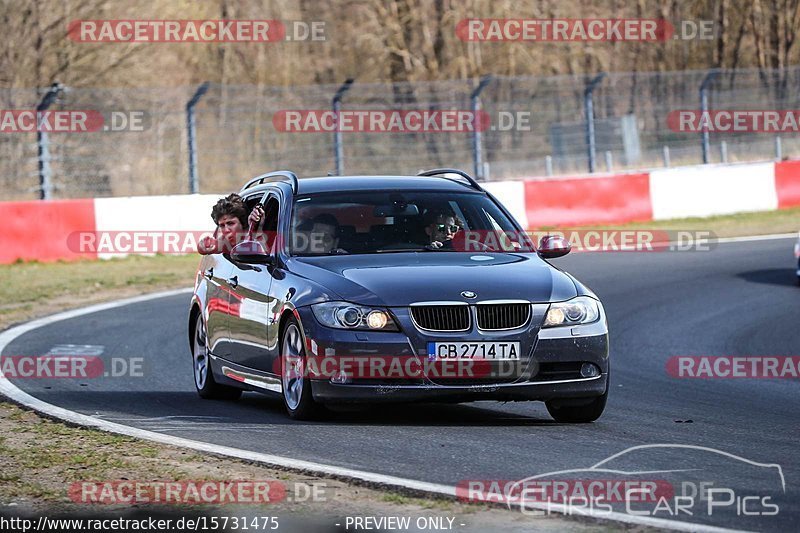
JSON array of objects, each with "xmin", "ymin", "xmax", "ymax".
[
  {"xmin": 211, "ymin": 193, "xmax": 248, "ymax": 242},
  {"xmin": 309, "ymin": 213, "xmax": 340, "ymax": 253},
  {"xmin": 424, "ymin": 210, "xmax": 461, "ymax": 244}
]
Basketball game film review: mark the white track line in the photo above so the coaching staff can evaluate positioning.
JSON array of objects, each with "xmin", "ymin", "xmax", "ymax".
[
  {"xmin": 0, "ymin": 288, "xmax": 747, "ymax": 533},
  {"xmin": 714, "ymin": 232, "xmax": 796, "ymax": 244}
]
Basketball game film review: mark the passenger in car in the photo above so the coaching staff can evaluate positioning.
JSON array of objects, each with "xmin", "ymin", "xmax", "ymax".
[
  {"xmin": 289, "ymin": 217, "xmax": 312, "ymax": 254},
  {"xmin": 423, "ymin": 210, "xmax": 462, "ymax": 249},
  {"xmin": 306, "ymin": 213, "xmax": 343, "ymax": 254},
  {"xmin": 197, "ymin": 193, "xmax": 264, "ymax": 255}
]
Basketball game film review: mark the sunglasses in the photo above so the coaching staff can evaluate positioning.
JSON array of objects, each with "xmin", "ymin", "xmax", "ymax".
[{"xmin": 436, "ymin": 224, "xmax": 460, "ymax": 233}]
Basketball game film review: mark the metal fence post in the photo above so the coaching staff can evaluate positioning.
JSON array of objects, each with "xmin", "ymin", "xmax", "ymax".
[
  {"xmin": 186, "ymin": 82, "xmax": 209, "ymax": 194},
  {"xmin": 332, "ymin": 79, "xmax": 354, "ymax": 176},
  {"xmin": 662, "ymin": 146, "xmax": 671, "ymax": 167},
  {"xmin": 699, "ymin": 70, "xmax": 719, "ymax": 164},
  {"xmin": 775, "ymin": 137, "xmax": 783, "ymax": 160},
  {"xmin": 471, "ymin": 75, "xmax": 492, "ymax": 181},
  {"xmin": 584, "ymin": 72, "xmax": 607, "ymax": 173},
  {"xmin": 36, "ymin": 83, "xmax": 64, "ymax": 200}
]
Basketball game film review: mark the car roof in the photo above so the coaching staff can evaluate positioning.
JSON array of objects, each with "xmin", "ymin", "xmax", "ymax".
[
  {"xmin": 294, "ymin": 175, "xmax": 480, "ymax": 195},
  {"xmin": 297, "ymin": 175, "xmax": 477, "ymax": 194},
  {"xmin": 239, "ymin": 173, "xmax": 486, "ymax": 197}
]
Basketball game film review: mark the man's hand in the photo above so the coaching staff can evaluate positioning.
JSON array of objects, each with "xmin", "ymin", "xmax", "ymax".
[
  {"xmin": 197, "ymin": 235, "xmax": 218, "ymax": 255},
  {"xmin": 248, "ymin": 205, "xmax": 265, "ymax": 229}
]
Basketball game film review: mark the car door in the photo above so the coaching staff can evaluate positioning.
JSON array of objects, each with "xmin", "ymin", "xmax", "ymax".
[
  {"xmin": 203, "ymin": 253, "xmax": 236, "ymax": 359},
  {"xmin": 227, "ymin": 192, "xmax": 278, "ymax": 372}
]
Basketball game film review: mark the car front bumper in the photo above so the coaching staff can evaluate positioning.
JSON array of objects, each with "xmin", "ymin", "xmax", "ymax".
[
  {"xmin": 294, "ymin": 304, "xmax": 609, "ymax": 404},
  {"xmin": 311, "ymin": 371, "xmax": 608, "ymax": 403}
]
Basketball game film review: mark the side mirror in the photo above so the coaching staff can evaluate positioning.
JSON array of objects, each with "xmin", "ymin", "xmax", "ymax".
[
  {"xmin": 231, "ymin": 240, "xmax": 273, "ymax": 264},
  {"xmin": 537, "ymin": 235, "xmax": 571, "ymax": 259}
]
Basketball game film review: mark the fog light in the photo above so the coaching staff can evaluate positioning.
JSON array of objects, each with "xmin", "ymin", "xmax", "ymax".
[
  {"xmin": 580, "ymin": 363, "xmax": 600, "ymax": 378},
  {"xmin": 331, "ymin": 370, "xmax": 350, "ymax": 384}
]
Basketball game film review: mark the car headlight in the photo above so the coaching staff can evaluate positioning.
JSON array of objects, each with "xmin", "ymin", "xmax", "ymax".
[
  {"xmin": 311, "ymin": 302, "xmax": 399, "ymax": 331},
  {"xmin": 543, "ymin": 296, "xmax": 601, "ymax": 328}
]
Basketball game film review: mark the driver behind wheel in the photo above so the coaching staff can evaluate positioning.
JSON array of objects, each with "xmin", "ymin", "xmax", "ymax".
[
  {"xmin": 307, "ymin": 214, "xmax": 342, "ymax": 254},
  {"xmin": 424, "ymin": 210, "xmax": 462, "ymax": 249}
]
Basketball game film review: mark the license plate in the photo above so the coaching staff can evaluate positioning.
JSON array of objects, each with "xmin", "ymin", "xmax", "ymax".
[{"xmin": 427, "ymin": 341, "xmax": 520, "ymax": 361}]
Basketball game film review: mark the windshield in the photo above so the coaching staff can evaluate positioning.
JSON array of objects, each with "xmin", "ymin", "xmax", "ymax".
[{"xmin": 290, "ymin": 190, "xmax": 531, "ymax": 256}]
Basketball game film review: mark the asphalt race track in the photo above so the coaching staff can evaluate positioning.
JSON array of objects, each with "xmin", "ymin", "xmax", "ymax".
[{"xmin": 4, "ymin": 237, "xmax": 798, "ymax": 531}]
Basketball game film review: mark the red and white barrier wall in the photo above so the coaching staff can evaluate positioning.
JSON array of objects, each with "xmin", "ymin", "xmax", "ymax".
[
  {"xmin": 92, "ymin": 194, "xmax": 220, "ymax": 259},
  {"xmin": 488, "ymin": 160, "xmax": 800, "ymax": 229},
  {"xmin": 0, "ymin": 194, "xmax": 220, "ymax": 264},
  {"xmin": 2, "ymin": 160, "xmax": 800, "ymax": 264},
  {"xmin": 1, "ymin": 199, "xmax": 96, "ymax": 264},
  {"xmin": 649, "ymin": 162, "xmax": 777, "ymax": 220}
]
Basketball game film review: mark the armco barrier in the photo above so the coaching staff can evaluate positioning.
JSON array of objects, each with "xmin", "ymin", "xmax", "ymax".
[
  {"xmin": 775, "ymin": 160, "xmax": 800, "ymax": 208},
  {"xmin": 0, "ymin": 199, "xmax": 96, "ymax": 263},
  {"xmin": 522, "ymin": 172, "xmax": 652, "ymax": 227},
  {"xmin": 93, "ymin": 194, "xmax": 220, "ymax": 259},
  {"xmin": 1, "ymin": 160, "xmax": 800, "ymax": 264},
  {"xmin": 483, "ymin": 181, "xmax": 527, "ymax": 228},
  {"xmin": 649, "ymin": 162, "xmax": 777, "ymax": 220}
]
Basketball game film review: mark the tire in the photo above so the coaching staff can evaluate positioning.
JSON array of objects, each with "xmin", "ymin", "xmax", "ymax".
[
  {"xmin": 280, "ymin": 317, "xmax": 324, "ymax": 420},
  {"xmin": 191, "ymin": 314, "xmax": 242, "ymax": 401},
  {"xmin": 545, "ymin": 373, "xmax": 608, "ymax": 423}
]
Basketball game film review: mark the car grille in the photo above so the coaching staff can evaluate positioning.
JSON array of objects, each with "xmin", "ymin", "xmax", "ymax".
[
  {"xmin": 410, "ymin": 305, "xmax": 470, "ymax": 331},
  {"xmin": 476, "ymin": 303, "xmax": 531, "ymax": 330}
]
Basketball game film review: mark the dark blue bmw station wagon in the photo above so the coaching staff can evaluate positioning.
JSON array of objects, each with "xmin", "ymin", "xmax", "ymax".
[{"xmin": 189, "ymin": 169, "xmax": 609, "ymax": 421}]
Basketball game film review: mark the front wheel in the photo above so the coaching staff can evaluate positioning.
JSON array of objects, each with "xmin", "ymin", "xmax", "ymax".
[
  {"xmin": 281, "ymin": 317, "xmax": 324, "ymax": 420},
  {"xmin": 192, "ymin": 314, "xmax": 242, "ymax": 401}
]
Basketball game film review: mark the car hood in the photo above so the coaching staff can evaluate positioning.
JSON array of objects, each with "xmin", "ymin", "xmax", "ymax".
[{"xmin": 289, "ymin": 252, "xmax": 578, "ymax": 307}]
